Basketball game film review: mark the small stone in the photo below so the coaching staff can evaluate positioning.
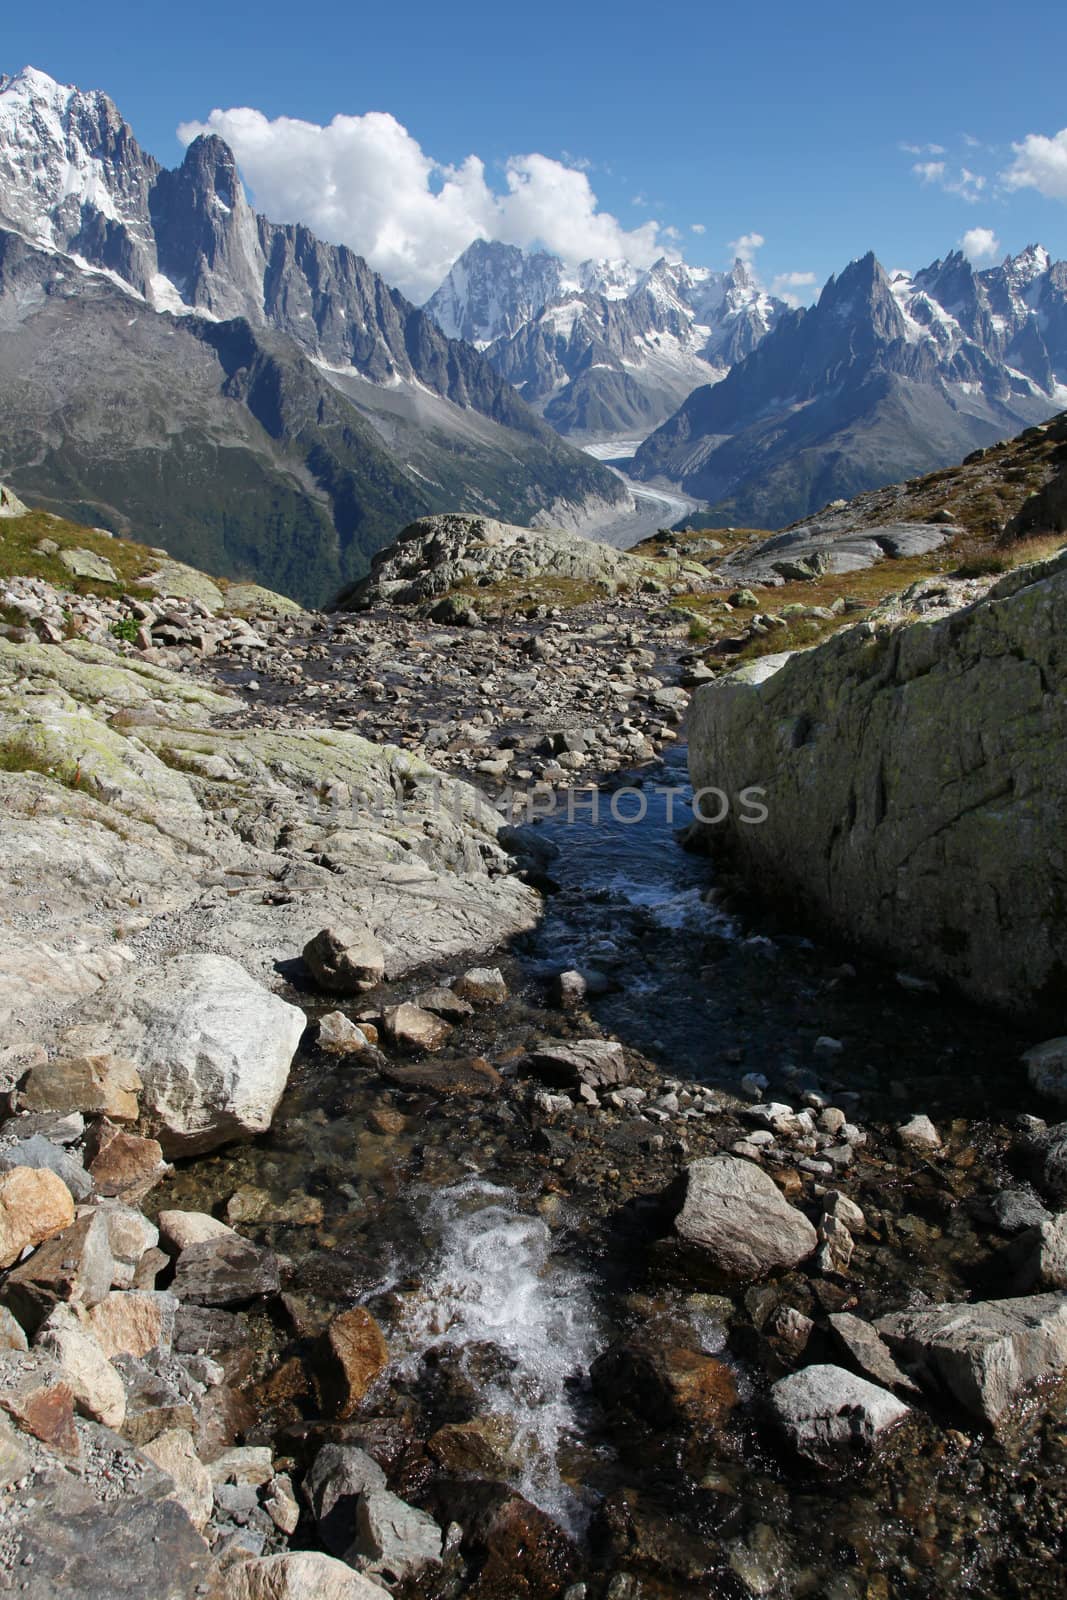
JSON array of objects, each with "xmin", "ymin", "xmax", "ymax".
[
  {"xmin": 320, "ymin": 1307, "xmax": 389, "ymax": 1418},
  {"xmin": 1023, "ymin": 1037, "xmax": 1067, "ymax": 1104},
  {"xmin": 97, "ymin": 1203, "xmax": 160, "ymax": 1289},
  {"xmin": 822, "ymin": 1191, "xmax": 866, "ymax": 1233},
  {"xmin": 318, "ymin": 1012, "xmax": 376, "ymax": 1054},
  {"xmin": 0, "ymin": 1307, "xmax": 28, "ymax": 1352},
  {"xmin": 827, "ymin": 1313, "xmax": 920, "ymax": 1397},
  {"xmin": 896, "ymin": 1114, "xmax": 942, "ymax": 1152},
  {"xmin": 815, "ymin": 1215, "xmax": 854, "ymax": 1275},
  {"xmin": 303, "ymin": 925, "xmax": 386, "ymax": 994},
  {"xmin": 413, "ymin": 987, "xmax": 475, "ymax": 1024},
  {"xmin": 672, "ymin": 1156, "xmax": 818, "ymax": 1277},
  {"xmin": 0, "ymin": 1166, "xmax": 76, "ymax": 1269},
  {"xmin": 0, "ymin": 1136, "xmax": 92, "ymax": 1201},
  {"xmin": 264, "ymin": 1472, "xmax": 300, "ymax": 1534},
  {"xmin": 209, "ymin": 1445, "xmax": 275, "ymax": 1486},
  {"xmin": 528, "ymin": 1039, "xmax": 628, "ymax": 1090},
  {"xmin": 382, "ymin": 1003, "xmax": 452, "ymax": 1054},
  {"xmin": 814, "ymin": 1036, "xmax": 844, "ymax": 1056},
  {"xmin": 740, "ymin": 1073, "xmax": 769, "ymax": 1099},
  {"xmin": 0, "ymin": 1355, "xmax": 79, "ymax": 1456},
  {"xmin": 452, "ymin": 966, "xmax": 508, "ymax": 1006}
]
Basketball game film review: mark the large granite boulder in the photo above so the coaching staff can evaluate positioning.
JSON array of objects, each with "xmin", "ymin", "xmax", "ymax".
[
  {"xmin": 62, "ymin": 955, "xmax": 306, "ymax": 1155},
  {"xmin": 688, "ymin": 551, "xmax": 1067, "ymax": 1017},
  {"xmin": 876, "ymin": 1293, "xmax": 1067, "ymax": 1424}
]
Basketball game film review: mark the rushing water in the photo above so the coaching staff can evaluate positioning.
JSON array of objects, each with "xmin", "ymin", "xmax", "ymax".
[{"xmin": 391, "ymin": 1178, "xmax": 602, "ymax": 1531}]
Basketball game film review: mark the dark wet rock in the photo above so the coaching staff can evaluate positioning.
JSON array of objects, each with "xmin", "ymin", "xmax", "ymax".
[
  {"xmin": 114, "ymin": 1356, "xmax": 196, "ymax": 1445},
  {"xmin": 319, "ymin": 1308, "xmax": 389, "ymax": 1419},
  {"xmin": 434, "ymin": 1482, "xmax": 579, "ymax": 1599},
  {"xmin": 770, "ymin": 1363, "xmax": 910, "ymax": 1465},
  {"xmin": 426, "ymin": 1415, "xmax": 516, "ymax": 1477},
  {"xmin": 1024, "ymin": 1037, "xmax": 1067, "ymax": 1104},
  {"xmin": 379, "ymin": 1056, "xmax": 502, "ymax": 1098},
  {"xmin": 876, "ymin": 1293, "xmax": 1067, "ymax": 1424},
  {"xmin": 671, "ymin": 1156, "xmax": 817, "ymax": 1277},
  {"xmin": 592, "ymin": 1339, "xmax": 738, "ymax": 1431},
  {"xmin": 991, "ymin": 1188, "xmax": 1051, "ymax": 1234},
  {"xmin": 171, "ymin": 1236, "xmax": 280, "ymax": 1306},
  {"xmin": 173, "ymin": 1305, "xmax": 250, "ymax": 1357}
]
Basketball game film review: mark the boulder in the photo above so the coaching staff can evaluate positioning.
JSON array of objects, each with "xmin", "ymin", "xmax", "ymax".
[
  {"xmin": 320, "ymin": 1307, "xmax": 389, "ymax": 1418},
  {"xmin": 381, "ymin": 1003, "xmax": 452, "ymax": 1054},
  {"xmin": 1024, "ymin": 1037, "xmax": 1067, "ymax": 1104},
  {"xmin": 0, "ymin": 1165, "xmax": 75, "ymax": 1268},
  {"xmin": 770, "ymin": 1364, "xmax": 910, "ymax": 1465},
  {"xmin": 97, "ymin": 1203, "xmax": 160, "ymax": 1289},
  {"xmin": 672, "ymin": 1156, "xmax": 818, "ymax": 1277},
  {"xmin": 171, "ymin": 1235, "xmax": 280, "ymax": 1306},
  {"xmin": 223, "ymin": 1552, "xmax": 386, "ymax": 1600},
  {"xmin": 1006, "ymin": 1215, "xmax": 1067, "ymax": 1291},
  {"xmin": 0, "ymin": 1135, "xmax": 92, "ymax": 1201},
  {"xmin": 85, "ymin": 1121, "xmax": 170, "ymax": 1202},
  {"xmin": 528, "ymin": 1039, "xmax": 628, "ymax": 1090},
  {"xmin": 85, "ymin": 1290, "xmax": 178, "ymax": 1359},
  {"xmin": 380, "ymin": 1057, "xmax": 502, "ymax": 1097},
  {"xmin": 35, "ymin": 1305, "xmax": 126, "ymax": 1428},
  {"xmin": 141, "ymin": 1427, "xmax": 213, "ymax": 1529},
  {"xmin": 354, "ymin": 1485, "xmax": 443, "ymax": 1582},
  {"xmin": 303, "ymin": 925, "xmax": 386, "ymax": 994},
  {"xmin": 157, "ymin": 1210, "xmax": 236, "ymax": 1252},
  {"xmin": 876, "ymin": 1293, "xmax": 1067, "ymax": 1423},
  {"xmin": 0, "ymin": 1210, "xmax": 114, "ymax": 1333},
  {"xmin": 65, "ymin": 954, "xmax": 306, "ymax": 1154},
  {"xmin": 687, "ymin": 550, "xmax": 1067, "ymax": 1017},
  {"xmin": 0, "ymin": 1351, "xmax": 80, "ymax": 1455},
  {"xmin": 17, "ymin": 1053, "xmax": 142, "ymax": 1122},
  {"xmin": 305, "ymin": 1444, "xmax": 387, "ymax": 1558},
  {"xmin": 59, "ymin": 547, "xmax": 118, "ymax": 583}
]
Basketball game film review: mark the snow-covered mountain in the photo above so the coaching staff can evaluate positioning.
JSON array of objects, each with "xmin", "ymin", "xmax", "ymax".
[
  {"xmin": 0, "ymin": 67, "xmax": 627, "ymax": 602},
  {"xmin": 632, "ymin": 247, "xmax": 1067, "ymax": 529},
  {"xmin": 425, "ymin": 241, "xmax": 786, "ymax": 438}
]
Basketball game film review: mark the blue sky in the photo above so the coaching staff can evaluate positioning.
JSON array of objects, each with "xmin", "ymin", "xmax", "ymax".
[{"xmin": 5, "ymin": 0, "xmax": 1067, "ymax": 301}]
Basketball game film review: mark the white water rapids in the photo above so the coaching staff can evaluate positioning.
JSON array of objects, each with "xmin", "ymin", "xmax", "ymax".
[{"xmin": 392, "ymin": 1178, "xmax": 602, "ymax": 1531}]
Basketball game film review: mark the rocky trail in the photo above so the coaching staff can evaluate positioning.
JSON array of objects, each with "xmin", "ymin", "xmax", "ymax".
[{"xmin": 0, "ymin": 489, "xmax": 1066, "ymax": 1599}]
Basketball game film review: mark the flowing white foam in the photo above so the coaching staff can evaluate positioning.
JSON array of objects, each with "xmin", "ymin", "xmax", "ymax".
[{"xmin": 392, "ymin": 1178, "xmax": 601, "ymax": 1530}]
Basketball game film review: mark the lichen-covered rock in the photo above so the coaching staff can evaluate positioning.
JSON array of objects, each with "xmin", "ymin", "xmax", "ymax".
[
  {"xmin": 341, "ymin": 513, "xmax": 707, "ymax": 610},
  {"xmin": 688, "ymin": 551, "xmax": 1067, "ymax": 1017}
]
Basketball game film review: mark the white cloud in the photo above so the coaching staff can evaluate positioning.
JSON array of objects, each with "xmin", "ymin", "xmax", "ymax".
[
  {"xmin": 728, "ymin": 231, "xmax": 765, "ymax": 264},
  {"xmin": 177, "ymin": 106, "xmax": 670, "ymax": 301},
  {"xmin": 960, "ymin": 226, "xmax": 1001, "ymax": 264},
  {"xmin": 913, "ymin": 160, "xmax": 946, "ymax": 184},
  {"xmin": 690, "ymin": 222, "xmax": 706, "ymax": 234},
  {"xmin": 1003, "ymin": 128, "xmax": 1067, "ymax": 200},
  {"xmin": 770, "ymin": 269, "xmax": 818, "ymax": 307},
  {"xmin": 901, "ymin": 141, "xmax": 946, "ymax": 156},
  {"xmin": 945, "ymin": 167, "xmax": 986, "ymax": 202}
]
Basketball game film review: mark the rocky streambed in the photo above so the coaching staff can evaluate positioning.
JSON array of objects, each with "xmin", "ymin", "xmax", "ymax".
[{"xmin": 1, "ymin": 543, "xmax": 1067, "ymax": 1599}]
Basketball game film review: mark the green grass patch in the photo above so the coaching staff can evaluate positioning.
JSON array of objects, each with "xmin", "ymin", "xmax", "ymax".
[{"xmin": 0, "ymin": 733, "xmax": 81, "ymax": 788}]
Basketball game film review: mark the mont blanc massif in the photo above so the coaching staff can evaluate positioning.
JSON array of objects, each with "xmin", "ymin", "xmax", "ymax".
[{"xmin": 1, "ymin": 59, "xmax": 1067, "ymax": 1600}]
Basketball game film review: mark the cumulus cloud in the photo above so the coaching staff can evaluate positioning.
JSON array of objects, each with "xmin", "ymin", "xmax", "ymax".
[
  {"xmin": 913, "ymin": 160, "xmax": 946, "ymax": 185},
  {"xmin": 728, "ymin": 231, "xmax": 765, "ymax": 264},
  {"xmin": 960, "ymin": 227, "xmax": 1001, "ymax": 263},
  {"xmin": 1003, "ymin": 128, "xmax": 1067, "ymax": 200},
  {"xmin": 690, "ymin": 222, "xmax": 706, "ymax": 234},
  {"xmin": 770, "ymin": 269, "xmax": 818, "ymax": 308},
  {"xmin": 177, "ymin": 106, "xmax": 669, "ymax": 301}
]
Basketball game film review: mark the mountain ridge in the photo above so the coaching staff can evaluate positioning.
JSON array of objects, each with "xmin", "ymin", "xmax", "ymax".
[
  {"xmin": 630, "ymin": 247, "xmax": 1067, "ymax": 526},
  {"xmin": 0, "ymin": 67, "xmax": 628, "ymax": 602}
]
